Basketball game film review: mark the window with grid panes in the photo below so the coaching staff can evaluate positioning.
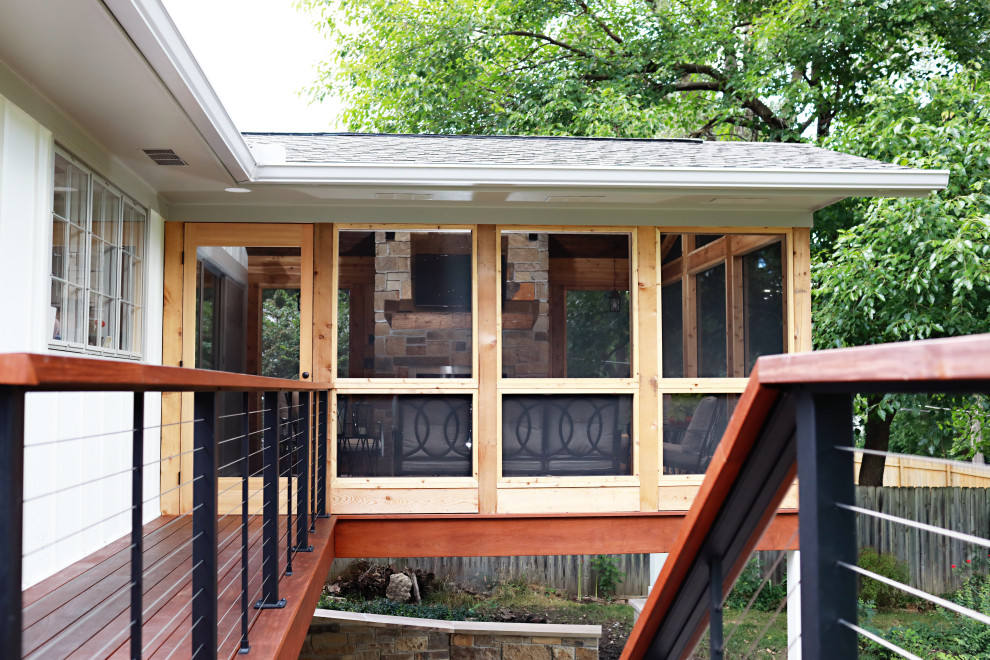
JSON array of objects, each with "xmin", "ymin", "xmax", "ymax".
[{"xmin": 49, "ymin": 150, "xmax": 146, "ymax": 357}]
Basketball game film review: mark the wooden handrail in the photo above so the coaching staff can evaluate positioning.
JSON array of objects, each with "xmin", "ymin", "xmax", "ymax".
[
  {"xmin": 622, "ymin": 333, "xmax": 990, "ymax": 660},
  {"xmin": 0, "ymin": 353, "xmax": 328, "ymax": 392},
  {"xmin": 759, "ymin": 333, "xmax": 990, "ymax": 386}
]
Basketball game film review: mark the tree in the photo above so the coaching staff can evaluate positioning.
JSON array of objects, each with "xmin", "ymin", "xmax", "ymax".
[
  {"xmin": 813, "ymin": 71, "xmax": 990, "ymax": 485},
  {"xmin": 301, "ymin": 0, "xmax": 989, "ymax": 140},
  {"xmin": 261, "ymin": 289, "xmax": 301, "ymax": 380}
]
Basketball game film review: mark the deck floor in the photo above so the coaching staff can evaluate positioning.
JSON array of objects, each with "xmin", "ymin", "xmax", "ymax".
[{"xmin": 21, "ymin": 514, "xmax": 332, "ymax": 659}]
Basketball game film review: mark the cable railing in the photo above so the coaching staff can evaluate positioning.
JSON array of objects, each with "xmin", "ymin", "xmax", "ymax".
[
  {"xmin": 0, "ymin": 353, "xmax": 330, "ymax": 659},
  {"xmin": 622, "ymin": 333, "xmax": 990, "ymax": 660}
]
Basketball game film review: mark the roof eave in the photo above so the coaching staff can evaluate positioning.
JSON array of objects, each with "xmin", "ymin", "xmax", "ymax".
[
  {"xmin": 252, "ymin": 163, "xmax": 949, "ymax": 196},
  {"xmin": 104, "ymin": 0, "xmax": 258, "ymax": 182}
]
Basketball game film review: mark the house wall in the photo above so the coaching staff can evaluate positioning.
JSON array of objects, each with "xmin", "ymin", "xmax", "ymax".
[{"xmin": 0, "ymin": 89, "xmax": 166, "ymax": 587}]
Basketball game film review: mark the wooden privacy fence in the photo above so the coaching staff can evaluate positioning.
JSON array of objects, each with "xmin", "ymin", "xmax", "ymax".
[
  {"xmin": 331, "ymin": 553, "xmax": 652, "ymax": 597},
  {"xmin": 856, "ymin": 486, "xmax": 990, "ymax": 595},
  {"xmin": 854, "ymin": 453, "xmax": 990, "ymax": 487}
]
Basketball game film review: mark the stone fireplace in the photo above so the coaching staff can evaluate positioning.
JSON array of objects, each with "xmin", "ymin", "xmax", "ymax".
[{"xmin": 371, "ymin": 231, "xmax": 473, "ymax": 378}]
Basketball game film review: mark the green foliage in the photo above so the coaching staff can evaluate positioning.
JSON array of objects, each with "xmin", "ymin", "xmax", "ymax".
[
  {"xmin": 815, "ymin": 71, "xmax": 990, "ymax": 352},
  {"xmin": 566, "ymin": 291, "xmax": 629, "ymax": 378},
  {"xmin": 724, "ymin": 557, "xmax": 787, "ymax": 613},
  {"xmin": 812, "ymin": 70, "xmax": 990, "ymax": 475},
  {"xmin": 590, "ymin": 555, "xmax": 625, "ymax": 599},
  {"xmin": 299, "ymin": 0, "xmax": 990, "ymax": 140},
  {"xmin": 857, "ymin": 549, "xmax": 912, "ymax": 611},
  {"xmin": 261, "ymin": 289, "xmax": 301, "ymax": 379},
  {"xmin": 859, "ymin": 556, "xmax": 990, "ymax": 659},
  {"xmin": 337, "ymin": 289, "xmax": 350, "ymax": 376},
  {"xmin": 888, "ymin": 394, "xmax": 990, "ymax": 460}
]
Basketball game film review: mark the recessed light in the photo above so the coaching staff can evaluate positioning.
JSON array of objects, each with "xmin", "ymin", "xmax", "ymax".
[{"xmin": 225, "ymin": 187, "xmax": 252, "ymax": 193}]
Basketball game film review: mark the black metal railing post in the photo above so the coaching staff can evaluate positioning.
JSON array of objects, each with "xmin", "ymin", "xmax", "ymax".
[
  {"xmin": 317, "ymin": 390, "xmax": 329, "ymax": 518},
  {"xmin": 295, "ymin": 392, "xmax": 312, "ymax": 552},
  {"xmin": 255, "ymin": 391, "xmax": 285, "ymax": 609},
  {"xmin": 192, "ymin": 391, "xmax": 219, "ymax": 660},
  {"xmin": 238, "ymin": 393, "xmax": 250, "ymax": 654},
  {"xmin": 709, "ymin": 557, "xmax": 723, "ymax": 660},
  {"xmin": 285, "ymin": 393, "xmax": 295, "ymax": 576},
  {"xmin": 0, "ymin": 386, "xmax": 24, "ymax": 659},
  {"xmin": 796, "ymin": 390, "xmax": 857, "ymax": 659},
  {"xmin": 130, "ymin": 393, "xmax": 145, "ymax": 660},
  {"xmin": 309, "ymin": 392, "xmax": 317, "ymax": 534}
]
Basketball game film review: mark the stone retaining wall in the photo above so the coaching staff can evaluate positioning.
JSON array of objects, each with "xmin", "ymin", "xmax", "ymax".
[{"xmin": 301, "ymin": 610, "xmax": 601, "ymax": 660}]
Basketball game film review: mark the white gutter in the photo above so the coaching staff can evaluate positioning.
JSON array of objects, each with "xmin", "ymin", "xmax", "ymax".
[
  {"xmin": 253, "ymin": 163, "xmax": 949, "ymax": 194},
  {"xmin": 103, "ymin": 0, "xmax": 258, "ymax": 182}
]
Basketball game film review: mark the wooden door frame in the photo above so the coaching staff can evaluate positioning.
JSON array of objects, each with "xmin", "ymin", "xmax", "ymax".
[{"xmin": 164, "ymin": 223, "xmax": 314, "ymax": 513}]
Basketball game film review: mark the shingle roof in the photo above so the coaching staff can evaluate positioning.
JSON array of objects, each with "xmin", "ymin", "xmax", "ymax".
[{"xmin": 241, "ymin": 133, "xmax": 909, "ymax": 171}]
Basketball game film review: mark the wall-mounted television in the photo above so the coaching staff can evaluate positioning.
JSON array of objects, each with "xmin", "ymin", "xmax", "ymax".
[{"xmin": 413, "ymin": 254, "xmax": 472, "ymax": 308}]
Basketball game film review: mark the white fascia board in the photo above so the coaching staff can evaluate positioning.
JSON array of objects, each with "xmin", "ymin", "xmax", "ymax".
[
  {"xmin": 252, "ymin": 162, "xmax": 949, "ymax": 194},
  {"xmin": 103, "ymin": 0, "xmax": 257, "ymax": 182}
]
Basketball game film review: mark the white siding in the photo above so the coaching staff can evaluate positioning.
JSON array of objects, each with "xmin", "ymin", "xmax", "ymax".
[
  {"xmin": 1, "ymin": 92, "xmax": 166, "ymax": 587},
  {"xmin": 0, "ymin": 94, "xmax": 52, "ymax": 353}
]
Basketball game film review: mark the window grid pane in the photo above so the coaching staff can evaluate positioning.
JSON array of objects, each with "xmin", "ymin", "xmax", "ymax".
[{"xmin": 48, "ymin": 150, "xmax": 145, "ymax": 358}]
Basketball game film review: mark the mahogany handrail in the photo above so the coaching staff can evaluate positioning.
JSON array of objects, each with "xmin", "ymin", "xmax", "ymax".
[
  {"xmin": 0, "ymin": 352, "xmax": 329, "ymax": 391},
  {"xmin": 0, "ymin": 352, "xmax": 332, "ymax": 659},
  {"xmin": 622, "ymin": 333, "xmax": 990, "ymax": 660}
]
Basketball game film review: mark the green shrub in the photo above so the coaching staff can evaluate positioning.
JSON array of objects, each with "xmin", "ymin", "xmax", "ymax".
[
  {"xmin": 590, "ymin": 555, "xmax": 625, "ymax": 598},
  {"xmin": 724, "ymin": 558, "xmax": 787, "ymax": 612},
  {"xmin": 858, "ymin": 549, "xmax": 912, "ymax": 610}
]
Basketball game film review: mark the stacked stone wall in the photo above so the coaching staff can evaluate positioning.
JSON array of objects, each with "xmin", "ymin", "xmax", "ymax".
[
  {"xmin": 301, "ymin": 611, "xmax": 600, "ymax": 660},
  {"xmin": 372, "ymin": 231, "xmax": 472, "ymax": 377},
  {"xmin": 501, "ymin": 233, "xmax": 550, "ymax": 377}
]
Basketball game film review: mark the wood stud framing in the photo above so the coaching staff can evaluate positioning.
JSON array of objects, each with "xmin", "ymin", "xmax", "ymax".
[{"xmin": 163, "ymin": 222, "xmax": 809, "ymax": 515}]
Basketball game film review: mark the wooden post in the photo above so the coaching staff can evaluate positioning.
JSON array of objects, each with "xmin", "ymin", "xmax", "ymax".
[
  {"xmin": 638, "ymin": 227, "xmax": 660, "ymax": 512},
  {"xmin": 477, "ymin": 225, "xmax": 499, "ymax": 513},
  {"xmin": 314, "ymin": 224, "xmax": 335, "ymax": 383},
  {"xmin": 792, "ymin": 227, "xmax": 812, "ymax": 352},
  {"xmin": 161, "ymin": 221, "xmax": 183, "ymax": 514}
]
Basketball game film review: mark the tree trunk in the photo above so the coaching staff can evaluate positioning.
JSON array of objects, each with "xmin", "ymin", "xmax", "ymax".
[{"xmin": 858, "ymin": 394, "xmax": 896, "ymax": 487}]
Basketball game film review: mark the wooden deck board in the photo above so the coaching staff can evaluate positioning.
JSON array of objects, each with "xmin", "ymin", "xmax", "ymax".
[{"xmin": 22, "ymin": 513, "xmax": 331, "ymax": 660}]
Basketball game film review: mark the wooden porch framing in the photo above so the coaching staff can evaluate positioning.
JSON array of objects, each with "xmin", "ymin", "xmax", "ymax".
[{"xmin": 160, "ymin": 222, "xmax": 811, "ymax": 517}]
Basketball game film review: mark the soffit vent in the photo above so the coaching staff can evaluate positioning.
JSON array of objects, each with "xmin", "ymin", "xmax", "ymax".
[{"xmin": 142, "ymin": 149, "xmax": 188, "ymax": 166}]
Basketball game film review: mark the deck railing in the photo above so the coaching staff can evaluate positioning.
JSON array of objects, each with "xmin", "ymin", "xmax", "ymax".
[
  {"xmin": 623, "ymin": 334, "xmax": 990, "ymax": 660},
  {"xmin": 0, "ymin": 353, "xmax": 330, "ymax": 659}
]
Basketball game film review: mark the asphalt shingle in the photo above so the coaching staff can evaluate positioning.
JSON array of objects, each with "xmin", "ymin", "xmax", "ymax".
[{"xmin": 241, "ymin": 133, "xmax": 908, "ymax": 170}]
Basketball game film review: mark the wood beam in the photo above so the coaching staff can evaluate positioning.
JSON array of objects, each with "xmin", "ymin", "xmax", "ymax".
[{"xmin": 332, "ymin": 512, "xmax": 798, "ymax": 557}]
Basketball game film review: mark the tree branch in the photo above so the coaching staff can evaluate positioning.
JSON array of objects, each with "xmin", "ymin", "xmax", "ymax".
[
  {"xmin": 674, "ymin": 81, "xmax": 722, "ymax": 92},
  {"xmin": 576, "ymin": 1, "xmax": 624, "ymax": 45},
  {"xmin": 674, "ymin": 62, "xmax": 727, "ymax": 82},
  {"xmin": 741, "ymin": 97, "xmax": 789, "ymax": 132},
  {"xmin": 502, "ymin": 31, "xmax": 593, "ymax": 58}
]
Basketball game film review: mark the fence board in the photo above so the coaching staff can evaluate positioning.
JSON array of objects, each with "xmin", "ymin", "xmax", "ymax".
[
  {"xmin": 855, "ymin": 486, "xmax": 990, "ymax": 595},
  {"xmin": 330, "ymin": 553, "xmax": 651, "ymax": 597}
]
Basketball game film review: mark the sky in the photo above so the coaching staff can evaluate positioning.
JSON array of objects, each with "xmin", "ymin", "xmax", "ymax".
[{"xmin": 163, "ymin": 0, "xmax": 344, "ymax": 132}]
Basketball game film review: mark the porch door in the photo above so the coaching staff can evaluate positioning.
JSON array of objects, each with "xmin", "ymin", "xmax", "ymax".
[{"xmin": 178, "ymin": 223, "xmax": 314, "ymax": 510}]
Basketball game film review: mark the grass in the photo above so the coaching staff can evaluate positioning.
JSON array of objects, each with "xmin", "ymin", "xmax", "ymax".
[{"xmin": 682, "ymin": 607, "xmax": 964, "ymax": 659}]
